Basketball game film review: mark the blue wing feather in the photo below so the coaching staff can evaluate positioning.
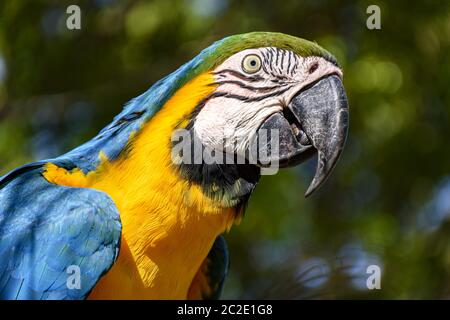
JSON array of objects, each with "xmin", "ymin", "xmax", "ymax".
[
  {"xmin": 205, "ymin": 235, "xmax": 230, "ymax": 299},
  {"xmin": 0, "ymin": 166, "xmax": 121, "ymax": 300}
]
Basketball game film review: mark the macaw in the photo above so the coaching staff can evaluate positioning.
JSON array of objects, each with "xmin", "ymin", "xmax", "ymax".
[{"xmin": 0, "ymin": 32, "xmax": 349, "ymax": 300}]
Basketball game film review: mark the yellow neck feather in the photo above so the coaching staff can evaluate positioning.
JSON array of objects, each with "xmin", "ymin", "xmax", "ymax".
[{"xmin": 43, "ymin": 72, "xmax": 236, "ymax": 299}]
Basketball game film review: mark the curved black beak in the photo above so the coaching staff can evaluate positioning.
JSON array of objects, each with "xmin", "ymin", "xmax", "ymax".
[{"xmin": 256, "ymin": 74, "xmax": 349, "ymax": 197}]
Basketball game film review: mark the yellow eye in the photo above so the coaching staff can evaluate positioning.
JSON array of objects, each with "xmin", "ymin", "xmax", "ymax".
[{"xmin": 242, "ymin": 54, "xmax": 262, "ymax": 74}]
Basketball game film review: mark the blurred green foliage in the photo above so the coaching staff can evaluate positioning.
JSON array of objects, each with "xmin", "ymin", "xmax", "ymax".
[{"xmin": 0, "ymin": 0, "xmax": 449, "ymax": 299}]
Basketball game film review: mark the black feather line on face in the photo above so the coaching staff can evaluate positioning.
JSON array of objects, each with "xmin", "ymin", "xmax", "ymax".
[
  {"xmin": 275, "ymin": 48, "xmax": 280, "ymax": 67},
  {"xmin": 293, "ymin": 58, "xmax": 299, "ymax": 75},
  {"xmin": 213, "ymin": 80, "xmax": 285, "ymax": 93},
  {"xmin": 213, "ymin": 69, "xmax": 264, "ymax": 82},
  {"xmin": 262, "ymin": 50, "xmax": 271, "ymax": 67},
  {"xmin": 214, "ymin": 85, "xmax": 293, "ymax": 103},
  {"xmin": 268, "ymin": 48, "xmax": 274, "ymax": 69},
  {"xmin": 289, "ymin": 51, "xmax": 296, "ymax": 76},
  {"xmin": 287, "ymin": 50, "xmax": 292, "ymax": 75},
  {"xmin": 261, "ymin": 59, "xmax": 271, "ymax": 75}
]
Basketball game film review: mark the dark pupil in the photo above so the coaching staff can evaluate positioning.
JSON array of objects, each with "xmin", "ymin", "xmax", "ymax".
[{"xmin": 250, "ymin": 60, "xmax": 256, "ymax": 67}]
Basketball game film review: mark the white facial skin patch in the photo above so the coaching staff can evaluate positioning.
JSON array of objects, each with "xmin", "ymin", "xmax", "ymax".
[{"xmin": 193, "ymin": 47, "xmax": 343, "ymax": 158}]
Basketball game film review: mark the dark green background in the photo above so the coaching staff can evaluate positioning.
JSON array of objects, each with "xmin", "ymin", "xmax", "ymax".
[{"xmin": 0, "ymin": 0, "xmax": 449, "ymax": 299}]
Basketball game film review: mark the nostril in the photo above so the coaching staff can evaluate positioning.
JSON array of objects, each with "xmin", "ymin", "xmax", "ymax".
[{"xmin": 308, "ymin": 62, "xmax": 319, "ymax": 74}]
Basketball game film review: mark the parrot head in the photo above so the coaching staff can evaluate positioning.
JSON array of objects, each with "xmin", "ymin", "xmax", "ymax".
[{"xmin": 167, "ymin": 32, "xmax": 349, "ymax": 203}]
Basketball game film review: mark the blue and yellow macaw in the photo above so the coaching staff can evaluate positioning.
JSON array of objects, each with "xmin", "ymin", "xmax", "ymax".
[{"xmin": 0, "ymin": 32, "xmax": 349, "ymax": 299}]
